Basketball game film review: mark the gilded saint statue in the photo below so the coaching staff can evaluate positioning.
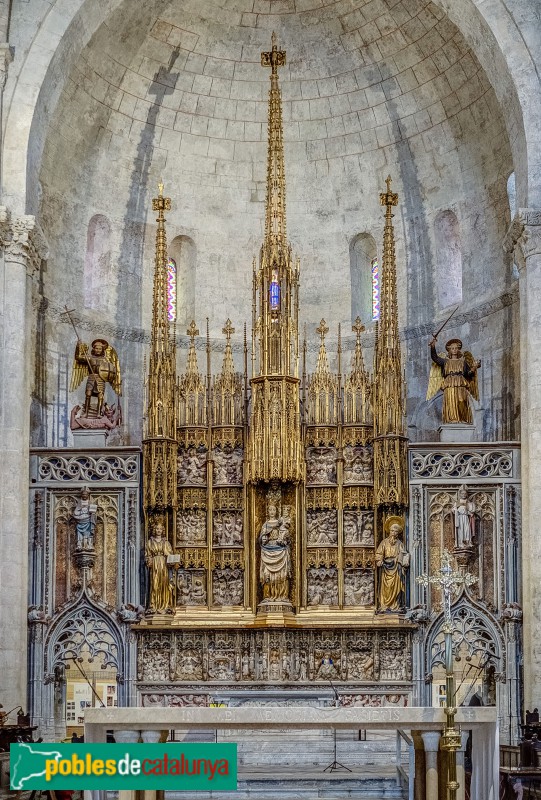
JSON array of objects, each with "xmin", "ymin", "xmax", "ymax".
[
  {"xmin": 70, "ymin": 336, "xmax": 122, "ymax": 428},
  {"xmin": 427, "ymin": 337, "xmax": 481, "ymax": 424},
  {"xmin": 259, "ymin": 504, "xmax": 291, "ymax": 602},
  {"xmin": 375, "ymin": 517, "xmax": 410, "ymax": 613},
  {"xmin": 145, "ymin": 519, "xmax": 173, "ymax": 613}
]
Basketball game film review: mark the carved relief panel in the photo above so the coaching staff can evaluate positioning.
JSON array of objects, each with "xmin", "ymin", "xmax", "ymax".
[
  {"xmin": 307, "ymin": 566, "xmax": 339, "ymax": 606},
  {"xmin": 306, "ymin": 446, "xmax": 337, "ymax": 485},
  {"xmin": 344, "ymin": 510, "xmax": 374, "ymax": 545},
  {"xmin": 213, "ymin": 511, "xmax": 243, "ymax": 547},
  {"xmin": 343, "ymin": 444, "xmax": 373, "ymax": 483},
  {"xmin": 307, "ymin": 510, "xmax": 337, "ymax": 545},
  {"xmin": 176, "ymin": 569, "xmax": 207, "ymax": 606},
  {"xmin": 213, "ymin": 567, "xmax": 244, "ymax": 606},
  {"xmin": 177, "ymin": 446, "xmax": 207, "ymax": 486},
  {"xmin": 137, "ymin": 629, "xmax": 413, "ymax": 686},
  {"xmin": 176, "ymin": 509, "xmax": 206, "ymax": 546},
  {"xmin": 344, "ymin": 569, "xmax": 374, "ymax": 606},
  {"xmin": 213, "ymin": 446, "xmax": 243, "ymax": 486}
]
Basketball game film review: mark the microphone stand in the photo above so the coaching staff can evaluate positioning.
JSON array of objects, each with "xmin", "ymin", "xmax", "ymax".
[{"xmin": 323, "ymin": 680, "xmax": 351, "ymax": 773}]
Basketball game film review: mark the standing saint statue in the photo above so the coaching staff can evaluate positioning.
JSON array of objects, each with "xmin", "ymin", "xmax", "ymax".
[
  {"xmin": 375, "ymin": 517, "xmax": 410, "ymax": 613},
  {"xmin": 145, "ymin": 519, "xmax": 173, "ymax": 613},
  {"xmin": 427, "ymin": 337, "xmax": 481, "ymax": 424},
  {"xmin": 259, "ymin": 503, "xmax": 291, "ymax": 602},
  {"xmin": 70, "ymin": 337, "xmax": 121, "ymax": 423},
  {"xmin": 72, "ymin": 486, "xmax": 97, "ymax": 550},
  {"xmin": 452, "ymin": 486, "xmax": 477, "ymax": 549}
]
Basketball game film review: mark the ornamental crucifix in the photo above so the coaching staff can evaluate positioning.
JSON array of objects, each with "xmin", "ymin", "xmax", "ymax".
[{"xmin": 417, "ymin": 549, "xmax": 477, "ymax": 632}]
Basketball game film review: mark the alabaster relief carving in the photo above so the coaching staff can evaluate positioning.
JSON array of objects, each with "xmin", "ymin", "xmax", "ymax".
[
  {"xmin": 137, "ymin": 629, "xmax": 412, "ymax": 684},
  {"xmin": 177, "ymin": 509, "xmax": 206, "ymax": 545},
  {"xmin": 177, "ymin": 447, "xmax": 207, "ymax": 485},
  {"xmin": 306, "ymin": 447, "xmax": 337, "ymax": 484},
  {"xmin": 307, "ymin": 567, "xmax": 339, "ymax": 606},
  {"xmin": 177, "ymin": 570, "xmax": 207, "ymax": 605},
  {"xmin": 343, "ymin": 445, "xmax": 373, "ymax": 483},
  {"xmin": 213, "ymin": 446, "xmax": 243, "ymax": 485},
  {"xmin": 307, "ymin": 510, "xmax": 337, "ymax": 545},
  {"xmin": 344, "ymin": 510, "xmax": 374, "ymax": 545},
  {"xmin": 340, "ymin": 694, "xmax": 408, "ymax": 707},
  {"xmin": 344, "ymin": 570, "xmax": 374, "ymax": 606},
  {"xmin": 213, "ymin": 510, "xmax": 242, "ymax": 546},
  {"xmin": 213, "ymin": 567, "xmax": 243, "ymax": 606}
]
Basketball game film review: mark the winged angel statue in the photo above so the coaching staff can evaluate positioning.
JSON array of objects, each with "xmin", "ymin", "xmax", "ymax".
[
  {"xmin": 426, "ymin": 337, "xmax": 481, "ymax": 424},
  {"xmin": 70, "ymin": 337, "xmax": 122, "ymax": 429}
]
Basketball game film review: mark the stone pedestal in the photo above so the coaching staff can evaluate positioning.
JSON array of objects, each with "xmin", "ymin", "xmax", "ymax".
[
  {"xmin": 72, "ymin": 429, "xmax": 108, "ymax": 448},
  {"xmin": 438, "ymin": 424, "xmax": 476, "ymax": 443}
]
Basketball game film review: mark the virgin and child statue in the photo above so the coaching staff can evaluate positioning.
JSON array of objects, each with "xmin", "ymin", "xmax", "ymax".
[{"xmin": 259, "ymin": 504, "xmax": 292, "ymax": 603}]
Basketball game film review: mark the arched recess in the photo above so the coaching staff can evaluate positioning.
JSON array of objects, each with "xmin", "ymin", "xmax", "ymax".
[
  {"xmin": 169, "ymin": 235, "xmax": 196, "ymax": 328},
  {"xmin": 350, "ymin": 233, "xmax": 378, "ymax": 326},
  {"xmin": 38, "ymin": 600, "xmax": 126, "ymax": 737},
  {"xmin": 425, "ymin": 596, "xmax": 505, "ymax": 707},
  {"xmin": 84, "ymin": 214, "xmax": 112, "ymax": 312},
  {"xmin": 434, "ymin": 210, "xmax": 462, "ymax": 310}
]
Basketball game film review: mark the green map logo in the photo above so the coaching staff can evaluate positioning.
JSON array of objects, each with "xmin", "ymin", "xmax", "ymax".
[{"xmin": 11, "ymin": 743, "xmax": 237, "ymax": 790}]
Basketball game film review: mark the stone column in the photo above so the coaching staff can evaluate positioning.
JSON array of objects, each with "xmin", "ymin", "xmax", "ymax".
[
  {"xmin": 0, "ymin": 209, "xmax": 48, "ymax": 715},
  {"xmin": 421, "ymin": 731, "xmax": 440, "ymax": 800},
  {"xmin": 505, "ymin": 210, "xmax": 541, "ymax": 709}
]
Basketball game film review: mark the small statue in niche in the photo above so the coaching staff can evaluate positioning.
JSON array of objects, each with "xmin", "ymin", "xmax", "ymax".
[
  {"xmin": 69, "ymin": 336, "xmax": 122, "ymax": 429},
  {"xmin": 375, "ymin": 516, "xmax": 410, "ymax": 613},
  {"xmin": 259, "ymin": 503, "xmax": 291, "ymax": 602},
  {"xmin": 453, "ymin": 486, "xmax": 477, "ymax": 549},
  {"xmin": 316, "ymin": 652, "xmax": 338, "ymax": 680},
  {"xmin": 72, "ymin": 486, "xmax": 97, "ymax": 550},
  {"xmin": 145, "ymin": 519, "xmax": 173, "ymax": 614},
  {"xmin": 427, "ymin": 337, "xmax": 481, "ymax": 424}
]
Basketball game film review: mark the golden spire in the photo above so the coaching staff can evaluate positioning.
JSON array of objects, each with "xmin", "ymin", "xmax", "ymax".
[
  {"xmin": 344, "ymin": 316, "xmax": 371, "ymax": 425},
  {"xmin": 307, "ymin": 319, "xmax": 338, "ymax": 426},
  {"xmin": 214, "ymin": 319, "xmax": 243, "ymax": 426},
  {"xmin": 261, "ymin": 31, "xmax": 287, "ymax": 248},
  {"xmin": 372, "ymin": 176, "xmax": 408, "ymax": 509},
  {"xmin": 373, "ymin": 176, "xmax": 404, "ymax": 437},
  {"xmin": 143, "ymin": 181, "xmax": 177, "ymax": 521},
  {"xmin": 178, "ymin": 320, "xmax": 206, "ymax": 427}
]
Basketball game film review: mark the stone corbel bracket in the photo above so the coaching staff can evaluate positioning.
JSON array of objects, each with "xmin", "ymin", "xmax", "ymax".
[
  {"xmin": 504, "ymin": 209, "xmax": 541, "ymax": 271},
  {"xmin": 0, "ymin": 205, "xmax": 49, "ymax": 277}
]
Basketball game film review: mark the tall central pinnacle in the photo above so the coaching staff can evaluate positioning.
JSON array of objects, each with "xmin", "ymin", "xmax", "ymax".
[{"xmin": 261, "ymin": 31, "xmax": 287, "ymax": 248}]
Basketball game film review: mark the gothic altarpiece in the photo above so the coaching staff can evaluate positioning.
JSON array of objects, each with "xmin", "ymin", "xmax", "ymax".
[{"xmin": 26, "ymin": 36, "xmax": 523, "ymax": 743}]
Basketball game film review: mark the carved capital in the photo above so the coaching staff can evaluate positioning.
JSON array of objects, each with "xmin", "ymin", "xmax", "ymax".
[
  {"xmin": 1, "ymin": 208, "xmax": 49, "ymax": 277},
  {"xmin": 0, "ymin": 44, "xmax": 13, "ymax": 90},
  {"xmin": 503, "ymin": 209, "xmax": 541, "ymax": 271}
]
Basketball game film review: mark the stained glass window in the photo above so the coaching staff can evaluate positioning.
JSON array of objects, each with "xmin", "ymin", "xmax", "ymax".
[
  {"xmin": 269, "ymin": 269, "xmax": 280, "ymax": 310},
  {"xmin": 371, "ymin": 257, "xmax": 380, "ymax": 321},
  {"xmin": 167, "ymin": 258, "xmax": 177, "ymax": 322}
]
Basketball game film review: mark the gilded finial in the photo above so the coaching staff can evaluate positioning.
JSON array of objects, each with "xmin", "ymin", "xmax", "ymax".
[
  {"xmin": 187, "ymin": 320, "xmax": 199, "ymax": 341},
  {"xmin": 380, "ymin": 174, "xmax": 399, "ymax": 209},
  {"xmin": 222, "ymin": 318, "xmax": 235, "ymax": 340},
  {"xmin": 352, "ymin": 316, "xmax": 365, "ymax": 337},
  {"xmin": 316, "ymin": 318, "xmax": 329, "ymax": 341},
  {"xmin": 152, "ymin": 181, "xmax": 171, "ymax": 213},
  {"xmin": 261, "ymin": 33, "xmax": 286, "ymax": 72},
  {"xmin": 158, "ymin": 179, "xmax": 164, "ymax": 196}
]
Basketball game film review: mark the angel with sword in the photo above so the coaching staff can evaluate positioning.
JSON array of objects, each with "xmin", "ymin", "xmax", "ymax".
[{"xmin": 426, "ymin": 307, "xmax": 481, "ymax": 424}]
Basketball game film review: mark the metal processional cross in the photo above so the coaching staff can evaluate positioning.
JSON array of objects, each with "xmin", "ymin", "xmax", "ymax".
[{"xmin": 417, "ymin": 550, "xmax": 477, "ymax": 800}]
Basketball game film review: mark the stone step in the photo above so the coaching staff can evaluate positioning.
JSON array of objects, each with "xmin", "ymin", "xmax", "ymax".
[{"xmin": 163, "ymin": 773, "xmax": 406, "ymax": 799}]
